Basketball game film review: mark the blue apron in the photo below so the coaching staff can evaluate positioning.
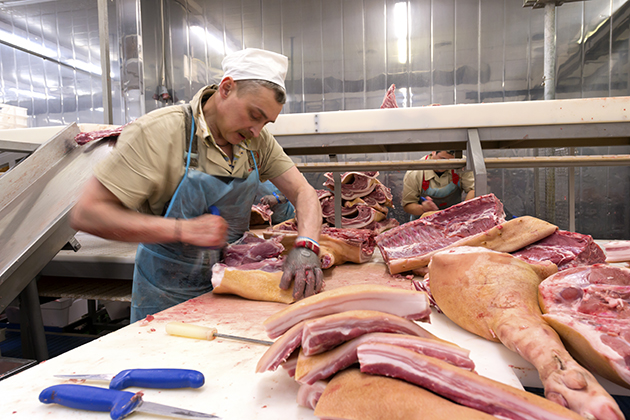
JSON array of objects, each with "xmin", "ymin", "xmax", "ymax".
[
  {"xmin": 255, "ymin": 180, "xmax": 295, "ymax": 224},
  {"xmin": 130, "ymin": 117, "xmax": 260, "ymax": 322},
  {"xmin": 410, "ymin": 171, "xmax": 463, "ymax": 221}
]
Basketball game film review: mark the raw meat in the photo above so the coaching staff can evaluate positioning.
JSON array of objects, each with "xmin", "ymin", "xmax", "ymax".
[
  {"xmin": 294, "ymin": 331, "xmax": 474, "ymax": 385},
  {"xmin": 324, "ymin": 205, "xmax": 387, "ymax": 230},
  {"xmin": 313, "ymin": 368, "xmax": 498, "ymax": 420},
  {"xmin": 429, "ymin": 247, "xmax": 623, "ymax": 420},
  {"xmin": 262, "ymin": 284, "xmax": 430, "ymax": 339},
  {"xmin": 222, "ymin": 232, "xmax": 284, "ymax": 266},
  {"xmin": 74, "ymin": 125, "xmax": 126, "ymax": 145},
  {"xmin": 513, "ymin": 230, "xmax": 606, "ymax": 270},
  {"xmin": 296, "ymin": 380, "xmax": 327, "ymax": 410},
  {"xmin": 211, "ymin": 263, "xmax": 293, "ymax": 304},
  {"xmin": 603, "ymin": 241, "xmax": 630, "ymax": 264},
  {"xmin": 380, "ymin": 214, "xmax": 558, "ymax": 274},
  {"xmin": 380, "ymin": 83, "xmax": 398, "ymax": 109},
  {"xmin": 264, "ymin": 224, "xmax": 377, "ymax": 269},
  {"xmin": 539, "ymin": 264, "xmax": 630, "ymax": 388},
  {"xmin": 300, "ymin": 310, "xmax": 436, "ymax": 356},
  {"xmin": 256, "ymin": 321, "xmax": 305, "ymax": 373},
  {"xmin": 250, "ymin": 203, "xmax": 273, "ymax": 226},
  {"xmin": 323, "ymin": 171, "xmax": 380, "ymax": 201},
  {"xmin": 357, "ymin": 343, "xmax": 585, "ymax": 420}
]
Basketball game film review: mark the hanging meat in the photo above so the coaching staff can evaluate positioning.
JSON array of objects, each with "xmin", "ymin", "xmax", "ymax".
[{"xmin": 428, "ymin": 246, "xmax": 624, "ymax": 420}]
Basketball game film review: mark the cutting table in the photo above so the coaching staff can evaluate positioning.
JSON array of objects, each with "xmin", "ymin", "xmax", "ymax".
[{"xmin": 2, "ymin": 248, "xmax": 630, "ymax": 419}]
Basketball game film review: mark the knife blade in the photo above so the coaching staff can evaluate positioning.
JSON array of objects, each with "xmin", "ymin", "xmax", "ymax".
[
  {"xmin": 39, "ymin": 384, "xmax": 220, "ymax": 420},
  {"xmin": 54, "ymin": 368, "xmax": 204, "ymax": 390},
  {"xmin": 166, "ymin": 321, "xmax": 273, "ymax": 346}
]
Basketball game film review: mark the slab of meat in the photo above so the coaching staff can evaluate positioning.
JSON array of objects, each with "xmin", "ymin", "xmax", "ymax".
[
  {"xmin": 323, "ymin": 171, "xmax": 380, "ymax": 201},
  {"xmin": 222, "ymin": 232, "xmax": 284, "ymax": 266},
  {"xmin": 429, "ymin": 247, "xmax": 623, "ymax": 420},
  {"xmin": 301, "ymin": 310, "xmax": 436, "ymax": 356},
  {"xmin": 264, "ymin": 224, "xmax": 376, "ymax": 269},
  {"xmin": 513, "ymin": 230, "xmax": 606, "ymax": 270},
  {"xmin": 362, "ymin": 218, "xmax": 399, "ymax": 235},
  {"xmin": 296, "ymin": 380, "xmax": 327, "ymax": 410},
  {"xmin": 263, "ymin": 284, "xmax": 430, "ymax": 339},
  {"xmin": 314, "ymin": 368, "xmax": 498, "ymax": 420},
  {"xmin": 363, "ymin": 182, "xmax": 393, "ymax": 207},
  {"xmin": 357, "ymin": 343, "xmax": 585, "ymax": 420},
  {"xmin": 295, "ymin": 331, "xmax": 474, "ymax": 385},
  {"xmin": 321, "ymin": 196, "xmax": 388, "ymax": 218},
  {"xmin": 380, "ymin": 83, "xmax": 398, "ymax": 108},
  {"xmin": 379, "ymin": 213, "xmax": 557, "ymax": 275},
  {"xmin": 74, "ymin": 125, "xmax": 126, "ymax": 145},
  {"xmin": 211, "ymin": 262, "xmax": 294, "ymax": 304},
  {"xmin": 603, "ymin": 241, "xmax": 630, "ymax": 263},
  {"xmin": 250, "ymin": 203, "xmax": 272, "ymax": 226},
  {"xmin": 539, "ymin": 264, "xmax": 630, "ymax": 388},
  {"xmin": 256, "ymin": 321, "xmax": 305, "ymax": 373},
  {"xmin": 325, "ymin": 205, "xmax": 387, "ymax": 230}
]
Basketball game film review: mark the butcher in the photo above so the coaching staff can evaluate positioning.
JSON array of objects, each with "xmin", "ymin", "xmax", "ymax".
[
  {"xmin": 70, "ymin": 48, "xmax": 323, "ymax": 322},
  {"xmin": 401, "ymin": 150, "xmax": 475, "ymax": 220}
]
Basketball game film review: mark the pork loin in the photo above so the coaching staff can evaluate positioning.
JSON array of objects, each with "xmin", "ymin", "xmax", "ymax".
[
  {"xmin": 357, "ymin": 343, "xmax": 585, "ymax": 420},
  {"xmin": 262, "ymin": 284, "xmax": 430, "ymax": 339},
  {"xmin": 313, "ymin": 368, "xmax": 498, "ymax": 420},
  {"xmin": 295, "ymin": 331, "xmax": 474, "ymax": 385},
  {"xmin": 429, "ymin": 247, "xmax": 623, "ymax": 420},
  {"xmin": 539, "ymin": 264, "xmax": 630, "ymax": 388}
]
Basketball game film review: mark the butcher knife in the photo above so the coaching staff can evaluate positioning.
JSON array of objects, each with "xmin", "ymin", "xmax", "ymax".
[
  {"xmin": 39, "ymin": 384, "xmax": 220, "ymax": 419},
  {"xmin": 191, "ymin": 205, "xmax": 221, "ymax": 279},
  {"xmin": 53, "ymin": 368, "xmax": 204, "ymax": 390},
  {"xmin": 166, "ymin": 321, "xmax": 273, "ymax": 346}
]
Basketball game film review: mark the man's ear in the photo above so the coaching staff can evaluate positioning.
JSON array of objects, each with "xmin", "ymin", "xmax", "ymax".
[{"xmin": 219, "ymin": 77, "xmax": 235, "ymax": 99}]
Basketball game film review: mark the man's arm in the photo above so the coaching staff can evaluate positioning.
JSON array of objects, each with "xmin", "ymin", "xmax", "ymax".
[
  {"xmin": 270, "ymin": 166, "xmax": 321, "ymax": 242},
  {"xmin": 70, "ymin": 176, "xmax": 227, "ymax": 247},
  {"xmin": 464, "ymin": 189, "xmax": 475, "ymax": 201}
]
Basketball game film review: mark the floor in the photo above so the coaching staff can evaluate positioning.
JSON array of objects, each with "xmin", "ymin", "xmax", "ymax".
[{"xmin": 0, "ymin": 323, "xmax": 98, "ymax": 360}]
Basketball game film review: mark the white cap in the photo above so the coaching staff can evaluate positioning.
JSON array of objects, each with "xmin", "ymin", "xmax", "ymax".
[{"xmin": 221, "ymin": 48, "xmax": 288, "ymax": 91}]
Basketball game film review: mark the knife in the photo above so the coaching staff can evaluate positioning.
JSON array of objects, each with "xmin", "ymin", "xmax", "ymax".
[
  {"xmin": 166, "ymin": 321, "xmax": 273, "ymax": 346},
  {"xmin": 39, "ymin": 384, "xmax": 220, "ymax": 420},
  {"xmin": 54, "ymin": 368, "xmax": 204, "ymax": 390}
]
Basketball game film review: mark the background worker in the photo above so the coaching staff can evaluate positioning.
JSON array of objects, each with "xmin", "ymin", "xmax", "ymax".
[
  {"xmin": 70, "ymin": 48, "xmax": 323, "ymax": 322},
  {"xmin": 256, "ymin": 180, "xmax": 296, "ymax": 224},
  {"xmin": 402, "ymin": 150, "xmax": 475, "ymax": 220}
]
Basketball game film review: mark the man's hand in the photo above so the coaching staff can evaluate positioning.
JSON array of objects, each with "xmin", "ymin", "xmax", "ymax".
[
  {"xmin": 421, "ymin": 197, "xmax": 439, "ymax": 212},
  {"xmin": 280, "ymin": 247, "xmax": 324, "ymax": 300},
  {"xmin": 180, "ymin": 214, "xmax": 228, "ymax": 247},
  {"xmin": 259, "ymin": 194, "xmax": 279, "ymax": 207}
]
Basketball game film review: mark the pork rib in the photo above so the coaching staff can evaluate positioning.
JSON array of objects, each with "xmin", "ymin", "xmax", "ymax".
[
  {"xmin": 263, "ymin": 284, "xmax": 430, "ymax": 339},
  {"xmin": 429, "ymin": 247, "xmax": 623, "ymax": 420},
  {"xmin": 301, "ymin": 310, "xmax": 436, "ymax": 356},
  {"xmin": 295, "ymin": 331, "xmax": 474, "ymax": 385},
  {"xmin": 357, "ymin": 343, "xmax": 585, "ymax": 420}
]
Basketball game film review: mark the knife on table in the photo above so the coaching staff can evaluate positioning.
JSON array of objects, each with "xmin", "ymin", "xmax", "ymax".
[
  {"xmin": 40, "ymin": 384, "xmax": 220, "ymax": 420},
  {"xmin": 54, "ymin": 368, "xmax": 204, "ymax": 390}
]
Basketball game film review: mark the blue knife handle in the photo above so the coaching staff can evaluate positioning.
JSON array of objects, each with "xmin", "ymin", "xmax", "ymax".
[
  {"xmin": 39, "ymin": 384, "xmax": 140, "ymax": 420},
  {"xmin": 208, "ymin": 205, "xmax": 220, "ymax": 216},
  {"xmin": 109, "ymin": 368, "xmax": 205, "ymax": 390}
]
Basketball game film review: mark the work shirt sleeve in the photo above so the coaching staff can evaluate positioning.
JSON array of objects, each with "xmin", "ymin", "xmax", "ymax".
[
  {"xmin": 254, "ymin": 129, "xmax": 295, "ymax": 182},
  {"xmin": 460, "ymin": 169, "xmax": 475, "ymax": 193},
  {"xmin": 401, "ymin": 170, "xmax": 422, "ymax": 207}
]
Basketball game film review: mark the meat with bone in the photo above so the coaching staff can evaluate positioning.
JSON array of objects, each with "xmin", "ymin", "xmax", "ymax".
[
  {"xmin": 264, "ymin": 224, "xmax": 376, "ymax": 269},
  {"xmin": 323, "ymin": 171, "xmax": 380, "ymax": 201},
  {"xmin": 539, "ymin": 264, "xmax": 630, "ymax": 388},
  {"xmin": 301, "ymin": 310, "xmax": 435, "ymax": 356},
  {"xmin": 325, "ymin": 205, "xmax": 387, "ymax": 230},
  {"xmin": 314, "ymin": 368, "xmax": 498, "ymax": 420},
  {"xmin": 294, "ymin": 331, "xmax": 474, "ymax": 385},
  {"xmin": 380, "ymin": 214, "xmax": 557, "ymax": 275},
  {"xmin": 250, "ymin": 203, "xmax": 272, "ymax": 226},
  {"xmin": 296, "ymin": 380, "xmax": 327, "ymax": 410},
  {"xmin": 429, "ymin": 246, "xmax": 623, "ymax": 420},
  {"xmin": 357, "ymin": 343, "xmax": 585, "ymax": 420},
  {"xmin": 222, "ymin": 232, "xmax": 284, "ymax": 266},
  {"xmin": 211, "ymin": 262, "xmax": 293, "ymax": 304},
  {"xmin": 513, "ymin": 230, "xmax": 606, "ymax": 270},
  {"xmin": 263, "ymin": 284, "xmax": 430, "ymax": 339},
  {"xmin": 380, "ymin": 83, "xmax": 398, "ymax": 108}
]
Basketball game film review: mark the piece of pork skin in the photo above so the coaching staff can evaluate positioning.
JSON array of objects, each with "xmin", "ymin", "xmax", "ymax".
[
  {"xmin": 295, "ymin": 331, "xmax": 474, "ymax": 385},
  {"xmin": 429, "ymin": 246, "xmax": 623, "ymax": 420},
  {"xmin": 357, "ymin": 343, "xmax": 585, "ymax": 420},
  {"xmin": 296, "ymin": 380, "xmax": 327, "ymax": 410},
  {"xmin": 300, "ymin": 309, "xmax": 437, "ymax": 356},
  {"xmin": 539, "ymin": 264, "xmax": 630, "ymax": 388},
  {"xmin": 263, "ymin": 284, "xmax": 430, "ymax": 339},
  {"xmin": 314, "ymin": 368, "xmax": 497, "ymax": 420}
]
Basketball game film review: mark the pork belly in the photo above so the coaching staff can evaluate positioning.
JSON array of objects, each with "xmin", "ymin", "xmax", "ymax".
[
  {"xmin": 429, "ymin": 247, "xmax": 623, "ymax": 420},
  {"xmin": 300, "ymin": 310, "xmax": 435, "ymax": 356},
  {"xmin": 296, "ymin": 380, "xmax": 327, "ymax": 410},
  {"xmin": 295, "ymin": 332, "xmax": 474, "ymax": 385},
  {"xmin": 255, "ymin": 321, "xmax": 305, "ymax": 373},
  {"xmin": 263, "ymin": 284, "xmax": 430, "ymax": 339},
  {"xmin": 314, "ymin": 368, "xmax": 497, "ymax": 420},
  {"xmin": 357, "ymin": 343, "xmax": 585, "ymax": 420}
]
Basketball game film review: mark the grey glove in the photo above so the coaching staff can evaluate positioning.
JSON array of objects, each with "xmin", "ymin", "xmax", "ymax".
[
  {"xmin": 280, "ymin": 247, "xmax": 324, "ymax": 300},
  {"xmin": 260, "ymin": 194, "xmax": 279, "ymax": 207}
]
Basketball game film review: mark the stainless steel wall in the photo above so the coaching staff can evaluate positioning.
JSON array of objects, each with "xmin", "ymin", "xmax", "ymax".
[{"xmin": 0, "ymin": 0, "xmax": 628, "ymax": 238}]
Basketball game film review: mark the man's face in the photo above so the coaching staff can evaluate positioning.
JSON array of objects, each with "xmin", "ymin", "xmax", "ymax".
[
  {"xmin": 431, "ymin": 151, "xmax": 455, "ymax": 175},
  {"xmin": 215, "ymin": 80, "xmax": 283, "ymax": 145}
]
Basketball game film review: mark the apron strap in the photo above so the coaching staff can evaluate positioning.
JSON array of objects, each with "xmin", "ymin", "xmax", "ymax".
[{"xmin": 181, "ymin": 104, "xmax": 199, "ymax": 168}]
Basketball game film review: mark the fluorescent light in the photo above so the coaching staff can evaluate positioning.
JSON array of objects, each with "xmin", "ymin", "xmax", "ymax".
[
  {"xmin": 394, "ymin": 2, "xmax": 408, "ymax": 64},
  {"xmin": 190, "ymin": 25, "xmax": 231, "ymax": 55}
]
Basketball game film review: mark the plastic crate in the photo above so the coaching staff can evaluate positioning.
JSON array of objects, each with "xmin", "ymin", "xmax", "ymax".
[{"xmin": 0, "ymin": 104, "xmax": 28, "ymax": 129}]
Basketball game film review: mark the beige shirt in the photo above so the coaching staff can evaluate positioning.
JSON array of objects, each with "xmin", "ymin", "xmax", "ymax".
[
  {"xmin": 94, "ymin": 85, "xmax": 295, "ymax": 215},
  {"xmin": 401, "ymin": 155, "xmax": 475, "ymax": 207}
]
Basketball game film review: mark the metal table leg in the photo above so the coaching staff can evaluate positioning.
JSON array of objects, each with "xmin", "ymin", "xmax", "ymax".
[{"xmin": 18, "ymin": 276, "xmax": 48, "ymax": 361}]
